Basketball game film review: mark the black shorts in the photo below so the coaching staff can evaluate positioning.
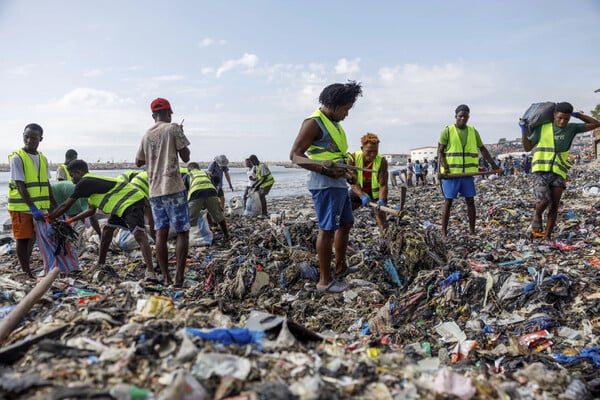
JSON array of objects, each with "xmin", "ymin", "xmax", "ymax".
[{"xmin": 106, "ymin": 199, "xmax": 146, "ymax": 232}]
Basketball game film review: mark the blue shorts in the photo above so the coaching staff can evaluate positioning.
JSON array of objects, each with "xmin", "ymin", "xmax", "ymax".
[
  {"xmin": 442, "ymin": 177, "xmax": 476, "ymax": 199},
  {"xmin": 310, "ymin": 188, "xmax": 354, "ymax": 231},
  {"xmin": 149, "ymin": 191, "xmax": 190, "ymax": 232}
]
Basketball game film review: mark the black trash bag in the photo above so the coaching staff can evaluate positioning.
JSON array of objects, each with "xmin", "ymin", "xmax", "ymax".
[{"xmin": 521, "ymin": 102, "xmax": 556, "ymax": 132}]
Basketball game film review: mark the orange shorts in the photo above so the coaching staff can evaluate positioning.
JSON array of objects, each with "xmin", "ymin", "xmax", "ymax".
[{"xmin": 10, "ymin": 211, "xmax": 35, "ymax": 239}]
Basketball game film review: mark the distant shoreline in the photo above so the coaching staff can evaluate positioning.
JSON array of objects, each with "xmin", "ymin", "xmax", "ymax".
[{"xmin": 0, "ymin": 161, "xmax": 299, "ymax": 172}]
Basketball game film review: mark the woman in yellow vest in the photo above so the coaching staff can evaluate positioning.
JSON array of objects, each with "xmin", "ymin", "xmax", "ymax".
[
  {"xmin": 438, "ymin": 104, "xmax": 500, "ymax": 237},
  {"xmin": 348, "ymin": 133, "xmax": 389, "ymax": 235},
  {"xmin": 289, "ymin": 81, "xmax": 363, "ymax": 294},
  {"xmin": 521, "ymin": 102, "xmax": 600, "ymax": 239},
  {"xmin": 48, "ymin": 160, "xmax": 162, "ymax": 285}
]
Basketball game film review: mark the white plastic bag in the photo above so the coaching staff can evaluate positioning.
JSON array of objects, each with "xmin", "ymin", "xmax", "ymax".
[
  {"xmin": 189, "ymin": 210, "xmax": 213, "ymax": 246},
  {"xmin": 112, "ymin": 229, "xmax": 139, "ymax": 252},
  {"xmin": 227, "ymin": 195, "xmax": 244, "ymax": 216},
  {"xmin": 244, "ymin": 191, "xmax": 261, "ymax": 217}
]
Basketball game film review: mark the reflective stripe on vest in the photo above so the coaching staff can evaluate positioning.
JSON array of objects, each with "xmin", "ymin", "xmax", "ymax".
[
  {"xmin": 531, "ymin": 122, "xmax": 571, "ymax": 178},
  {"xmin": 188, "ymin": 169, "xmax": 215, "ymax": 200},
  {"xmin": 354, "ymin": 151, "xmax": 382, "ymax": 199},
  {"xmin": 305, "ymin": 109, "xmax": 349, "ymax": 162},
  {"xmin": 120, "ymin": 170, "xmax": 140, "ymax": 182},
  {"xmin": 130, "ymin": 171, "xmax": 149, "ymax": 199},
  {"xmin": 58, "ymin": 164, "xmax": 72, "ymax": 181},
  {"xmin": 85, "ymin": 173, "xmax": 145, "ymax": 217},
  {"xmin": 445, "ymin": 125, "xmax": 479, "ymax": 174},
  {"xmin": 7, "ymin": 149, "xmax": 51, "ymax": 211},
  {"xmin": 256, "ymin": 163, "xmax": 274, "ymax": 188}
]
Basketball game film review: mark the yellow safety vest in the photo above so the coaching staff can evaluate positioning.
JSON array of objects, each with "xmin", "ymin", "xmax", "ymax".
[
  {"xmin": 120, "ymin": 170, "xmax": 140, "ymax": 182},
  {"xmin": 256, "ymin": 163, "xmax": 274, "ymax": 188},
  {"xmin": 57, "ymin": 163, "xmax": 72, "ymax": 181},
  {"xmin": 8, "ymin": 149, "xmax": 51, "ymax": 211},
  {"xmin": 305, "ymin": 109, "xmax": 349, "ymax": 162},
  {"xmin": 353, "ymin": 151, "xmax": 382, "ymax": 199},
  {"xmin": 129, "ymin": 171, "xmax": 149, "ymax": 199},
  {"xmin": 444, "ymin": 125, "xmax": 479, "ymax": 174},
  {"xmin": 532, "ymin": 122, "xmax": 572, "ymax": 178},
  {"xmin": 188, "ymin": 169, "xmax": 216, "ymax": 200},
  {"xmin": 84, "ymin": 173, "xmax": 145, "ymax": 217}
]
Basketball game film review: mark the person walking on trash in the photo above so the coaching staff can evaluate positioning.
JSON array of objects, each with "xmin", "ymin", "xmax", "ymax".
[
  {"xmin": 248, "ymin": 154, "xmax": 275, "ymax": 218},
  {"xmin": 185, "ymin": 162, "xmax": 230, "ymax": 243},
  {"xmin": 208, "ymin": 154, "xmax": 234, "ymax": 210},
  {"xmin": 136, "ymin": 97, "xmax": 191, "ymax": 287},
  {"xmin": 290, "ymin": 80, "xmax": 363, "ymax": 294},
  {"xmin": 348, "ymin": 132, "xmax": 389, "ymax": 236},
  {"xmin": 521, "ymin": 102, "xmax": 600, "ymax": 240},
  {"xmin": 438, "ymin": 104, "xmax": 501, "ymax": 237},
  {"xmin": 8, "ymin": 123, "xmax": 57, "ymax": 278},
  {"xmin": 47, "ymin": 160, "xmax": 159, "ymax": 284}
]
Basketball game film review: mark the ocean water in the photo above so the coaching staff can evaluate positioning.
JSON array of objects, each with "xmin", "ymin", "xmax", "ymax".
[{"xmin": 0, "ymin": 166, "xmax": 311, "ymax": 226}]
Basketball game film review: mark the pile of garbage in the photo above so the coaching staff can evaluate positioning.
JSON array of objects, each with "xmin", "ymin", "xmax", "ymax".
[{"xmin": 2, "ymin": 162, "xmax": 600, "ymax": 399}]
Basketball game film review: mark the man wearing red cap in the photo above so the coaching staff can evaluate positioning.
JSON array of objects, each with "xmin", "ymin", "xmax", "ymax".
[{"xmin": 136, "ymin": 98, "xmax": 191, "ymax": 287}]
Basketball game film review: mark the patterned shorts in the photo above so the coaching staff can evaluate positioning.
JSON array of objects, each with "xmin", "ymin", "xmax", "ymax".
[
  {"xmin": 532, "ymin": 172, "xmax": 566, "ymax": 202},
  {"xmin": 149, "ymin": 191, "xmax": 190, "ymax": 232}
]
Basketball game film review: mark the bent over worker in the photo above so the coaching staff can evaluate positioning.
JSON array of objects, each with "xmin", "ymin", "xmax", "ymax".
[
  {"xmin": 48, "ymin": 160, "xmax": 160, "ymax": 284},
  {"xmin": 348, "ymin": 132, "xmax": 389, "ymax": 235}
]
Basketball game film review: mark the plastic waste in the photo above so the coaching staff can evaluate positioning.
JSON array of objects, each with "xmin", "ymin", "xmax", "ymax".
[
  {"xmin": 185, "ymin": 327, "xmax": 264, "ymax": 346},
  {"xmin": 109, "ymin": 383, "xmax": 155, "ymax": 400},
  {"xmin": 384, "ymin": 258, "xmax": 402, "ymax": 286},
  {"xmin": 159, "ymin": 370, "xmax": 209, "ymax": 400},
  {"xmin": 192, "ymin": 353, "xmax": 252, "ymax": 380},
  {"xmin": 189, "ymin": 210, "xmax": 213, "ymax": 246},
  {"xmin": 244, "ymin": 191, "xmax": 261, "ymax": 217}
]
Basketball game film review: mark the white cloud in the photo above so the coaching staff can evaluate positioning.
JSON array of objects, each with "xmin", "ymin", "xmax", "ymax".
[
  {"xmin": 153, "ymin": 74, "xmax": 185, "ymax": 82},
  {"xmin": 335, "ymin": 58, "xmax": 361, "ymax": 75},
  {"xmin": 55, "ymin": 88, "xmax": 134, "ymax": 110},
  {"xmin": 198, "ymin": 38, "xmax": 226, "ymax": 47},
  {"xmin": 216, "ymin": 53, "xmax": 259, "ymax": 77},
  {"xmin": 83, "ymin": 69, "xmax": 103, "ymax": 77},
  {"xmin": 201, "ymin": 67, "xmax": 215, "ymax": 75}
]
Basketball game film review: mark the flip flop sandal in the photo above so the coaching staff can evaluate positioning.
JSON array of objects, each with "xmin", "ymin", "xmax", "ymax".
[
  {"xmin": 317, "ymin": 279, "xmax": 348, "ymax": 293},
  {"xmin": 143, "ymin": 271, "xmax": 160, "ymax": 285},
  {"xmin": 337, "ymin": 266, "xmax": 359, "ymax": 279}
]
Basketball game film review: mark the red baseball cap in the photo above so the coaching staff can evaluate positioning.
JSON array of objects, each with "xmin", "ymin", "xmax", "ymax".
[{"xmin": 150, "ymin": 98, "xmax": 173, "ymax": 113}]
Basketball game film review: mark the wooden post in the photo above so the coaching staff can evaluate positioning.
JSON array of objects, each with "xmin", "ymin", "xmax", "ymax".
[{"xmin": 0, "ymin": 267, "xmax": 60, "ymax": 343}]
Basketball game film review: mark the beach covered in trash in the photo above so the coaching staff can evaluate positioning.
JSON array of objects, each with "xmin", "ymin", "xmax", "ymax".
[{"xmin": 2, "ymin": 163, "xmax": 600, "ymax": 399}]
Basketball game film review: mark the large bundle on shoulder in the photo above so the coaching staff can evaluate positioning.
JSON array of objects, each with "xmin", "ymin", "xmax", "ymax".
[{"xmin": 520, "ymin": 102, "xmax": 555, "ymax": 133}]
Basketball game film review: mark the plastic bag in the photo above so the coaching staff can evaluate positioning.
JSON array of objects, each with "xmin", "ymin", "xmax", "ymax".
[
  {"xmin": 112, "ymin": 229, "xmax": 140, "ymax": 252},
  {"xmin": 521, "ymin": 102, "xmax": 555, "ymax": 131},
  {"xmin": 227, "ymin": 195, "xmax": 244, "ymax": 216},
  {"xmin": 244, "ymin": 191, "xmax": 261, "ymax": 217},
  {"xmin": 189, "ymin": 210, "xmax": 213, "ymax": 246}
]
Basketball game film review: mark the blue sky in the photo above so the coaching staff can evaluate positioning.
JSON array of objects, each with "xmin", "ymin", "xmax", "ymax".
[{"xmin": 1, "ymin": 0, "xmax": 599, "ymax": 164}]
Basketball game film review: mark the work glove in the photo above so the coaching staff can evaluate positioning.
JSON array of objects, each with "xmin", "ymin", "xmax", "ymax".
[
  {"xmin": 572, "ymin": 112, "xmax": 581, "ymax": 119},
  {"xmin": 29, "ymin": 205, "xmax": 45, "ymax": 221},
  {"xmin": 377, "ymin": 199, "xmax": 385, "ymax": 207},
  {"xmin": 360, "ymin": 194, "xmax": 370, "ymax": 207},
  {"xmin": 518, "ymin": 119, "xmax": 528, "ymax": 135}
]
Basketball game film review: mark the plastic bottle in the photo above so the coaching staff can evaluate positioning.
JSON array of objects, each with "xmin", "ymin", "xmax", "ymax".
[{"xmin": 109, "ymin": 383, "xmax": 155, "ymax": 400}]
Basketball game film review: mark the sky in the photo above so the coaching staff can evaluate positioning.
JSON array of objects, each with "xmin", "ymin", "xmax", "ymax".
[{"xmin": 1, "ymin": 0, "xmax": 599, "ymax": 164}]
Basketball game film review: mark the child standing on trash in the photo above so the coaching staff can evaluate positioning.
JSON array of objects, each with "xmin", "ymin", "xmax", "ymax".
[
  {"xmin": 8, "ymin": 123, "xmax": 57, "ymax": 277},
  {"xmin": 521, "ymin": 102, "xmax": 600, "ymax": 240}
]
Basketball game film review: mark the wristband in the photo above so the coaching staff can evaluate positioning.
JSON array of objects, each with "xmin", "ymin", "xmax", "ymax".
[
  {"xmin": 572, "ymin": 112, "xmax": 580, "ymax": 119},
  {"xmin": 66, "ymin": 218, "xmax": 74, "ymax": 224}
]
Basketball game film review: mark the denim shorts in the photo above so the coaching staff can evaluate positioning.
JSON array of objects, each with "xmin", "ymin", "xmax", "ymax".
[
  {"xmin": 149, "ymin": 191, "xmax": 190, "ymax": 232},
  {"xmin": 442, "ymin": 177, "xmax": 476, "ymax": 199},
  {"xmin": 310, "ymin": 187, "xmax": 354, "ymax": 231}
]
